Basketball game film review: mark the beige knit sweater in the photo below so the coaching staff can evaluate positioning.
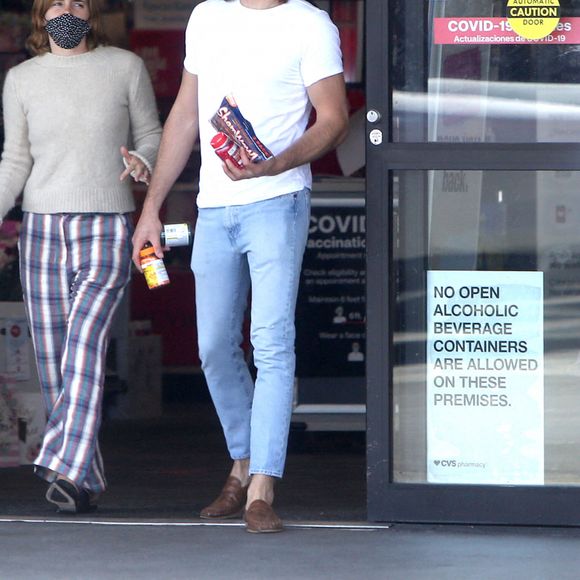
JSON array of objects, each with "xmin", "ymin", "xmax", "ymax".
[{"xmin": 0, "ymin": 45, "xmax": 161, "ymax": 218}]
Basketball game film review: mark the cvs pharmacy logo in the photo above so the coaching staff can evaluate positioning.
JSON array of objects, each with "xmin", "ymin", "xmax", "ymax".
[{"xmin": 433, "ymin": 459, "xmax": 457, "ymax": 467}]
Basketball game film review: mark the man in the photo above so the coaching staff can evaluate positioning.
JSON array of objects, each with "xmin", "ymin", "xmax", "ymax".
[{"xmin": 132, "ymin": 0, "xmax": 348, "ymax": 533}]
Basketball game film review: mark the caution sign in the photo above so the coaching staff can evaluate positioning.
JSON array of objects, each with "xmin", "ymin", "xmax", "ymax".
[{"xmin": 507, "ymin": 0, "xmax": 560, "ymax": 40}]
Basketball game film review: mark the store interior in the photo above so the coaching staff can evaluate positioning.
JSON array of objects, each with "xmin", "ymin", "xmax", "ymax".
[{"xmin": 0, "ymin": 0, "xmax": 368, "ymax": 520}]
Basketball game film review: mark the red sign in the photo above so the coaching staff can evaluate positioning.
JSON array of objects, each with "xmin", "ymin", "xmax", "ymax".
[{"xmin": 434, "ymin": 17, "xmax": 580, "ymax": 45}]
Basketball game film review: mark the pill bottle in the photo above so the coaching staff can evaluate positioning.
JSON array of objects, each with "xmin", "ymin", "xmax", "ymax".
[
  {"xmin": 210, "ymin": 132, "xmax": 244, "ymax": 168},
  {"xmin": 161, "ymin": 223, "xmax": 192, "ymax": 247},
  {"xmin": 139, "ymin": 242, "xmax": 170, "ymax": 289}
]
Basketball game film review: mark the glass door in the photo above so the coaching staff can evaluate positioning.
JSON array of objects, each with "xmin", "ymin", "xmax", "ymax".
[{"xmin": 366, "ymin": 0, "xmax": 580, "ymax": 524}]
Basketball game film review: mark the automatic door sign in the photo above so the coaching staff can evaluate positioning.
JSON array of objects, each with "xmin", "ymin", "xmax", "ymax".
[{"xmin": 507, "ymin": 0, "xmax": 560, "ymax": 40}]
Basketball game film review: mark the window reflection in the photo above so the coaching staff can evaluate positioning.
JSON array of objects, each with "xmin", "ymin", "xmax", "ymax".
[
  {"xmin": 392, "ymin": 0, "xmax": 580, "ymax": 142},
  {"xmin": 393, "ymin": 170, "xmax": 580, "ymax": 485}
]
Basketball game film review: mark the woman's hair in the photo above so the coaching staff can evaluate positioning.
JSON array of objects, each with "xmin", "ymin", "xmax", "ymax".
[{"xmin": 26, "ymin": 0, "xmax": 109, "ymax": 55}]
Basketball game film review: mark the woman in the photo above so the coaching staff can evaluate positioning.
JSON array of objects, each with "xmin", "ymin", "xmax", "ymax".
[{"xmin": 0, "ymin": 0, "xmax": 161, "ymax": 512}]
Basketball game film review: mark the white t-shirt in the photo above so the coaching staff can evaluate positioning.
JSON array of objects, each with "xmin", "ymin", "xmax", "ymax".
[{"xmin": 184, "ymin": 0, "xmax": 344, "ymax": 208}]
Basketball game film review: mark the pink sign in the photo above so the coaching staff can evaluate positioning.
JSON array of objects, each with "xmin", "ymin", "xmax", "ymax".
[{"xmin": 434, "ymin": 17, "xmax": 580, "ymax": 45}]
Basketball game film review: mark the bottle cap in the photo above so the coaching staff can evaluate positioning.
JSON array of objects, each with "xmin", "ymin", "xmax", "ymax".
[
  {"xmin": 139, "ymin": 243, "xmax": 156, "ymax": 257},
  {"xmin": 211, "ymin": 132, "xmax": 228, "ymax": 149}
]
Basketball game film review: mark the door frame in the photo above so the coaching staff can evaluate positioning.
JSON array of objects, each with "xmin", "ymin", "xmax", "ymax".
[{"xmin": 365, "ymin": 0, "xmax": 580, "ymax": 525}]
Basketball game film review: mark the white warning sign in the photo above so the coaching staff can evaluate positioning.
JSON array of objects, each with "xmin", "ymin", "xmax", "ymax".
[{"xmin": 427, "ymin": 270, "xmax": 544, "ymax": 485}]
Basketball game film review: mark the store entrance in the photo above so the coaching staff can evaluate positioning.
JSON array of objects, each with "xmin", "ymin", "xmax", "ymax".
[
  {"xmin": 366, "ymin": 0, "xmax": 580, "ymax": 524},
  {"xmin": 0, "ymin": 0, "xmax": 368, "ymax": 522}
]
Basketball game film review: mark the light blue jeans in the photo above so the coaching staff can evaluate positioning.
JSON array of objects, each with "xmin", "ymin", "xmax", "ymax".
[{"xmin": 191, "ymin": 188, "xmax": 310, "ymax": 478}]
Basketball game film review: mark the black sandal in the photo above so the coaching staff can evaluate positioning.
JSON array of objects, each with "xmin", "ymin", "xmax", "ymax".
[{"xmin": 45, "ymin": 478, "xmax": 98, "ymax": 514}]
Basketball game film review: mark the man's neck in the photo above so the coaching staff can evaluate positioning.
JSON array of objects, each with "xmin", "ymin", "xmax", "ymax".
[{"xmin": 240, "ymin": 0, "xmax": 283, "ymax": 9}]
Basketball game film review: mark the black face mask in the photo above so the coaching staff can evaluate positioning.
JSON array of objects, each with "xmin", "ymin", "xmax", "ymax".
[{"xmin": 45, "ymin": 13, "xmax": 91, "ymax": 50}]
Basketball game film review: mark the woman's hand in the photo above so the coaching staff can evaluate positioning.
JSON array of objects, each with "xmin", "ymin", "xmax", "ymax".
[{"xmin": 120, "ymin": 145, "xmax": 151, "ymax": 185}]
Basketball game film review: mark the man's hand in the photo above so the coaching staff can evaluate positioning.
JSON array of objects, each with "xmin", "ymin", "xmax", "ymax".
[
  {"xmin": 131, "ymin": 210, "xmax": 163, "ymax": 271},
  {"xmin": 221, "ymin": 73, "xmax": 348, "ymax": 182},
  {"xmin": 221, "ymin": 147, "xmax": 278, "ymax": 181}
]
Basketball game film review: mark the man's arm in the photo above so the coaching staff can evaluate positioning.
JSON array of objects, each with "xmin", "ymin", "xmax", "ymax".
[
  {"xmin": 222, "ymin": 72, "xmax": 349, "ymax": 181},
  {"xmin": 132, "ymin": 70, "xmax": 199, "ymax": 269}
]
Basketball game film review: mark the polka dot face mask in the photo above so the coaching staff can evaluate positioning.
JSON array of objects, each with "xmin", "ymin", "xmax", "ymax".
[{"xmin": 45, "ymin": 13, "xmax": 91, "ymax": 50}]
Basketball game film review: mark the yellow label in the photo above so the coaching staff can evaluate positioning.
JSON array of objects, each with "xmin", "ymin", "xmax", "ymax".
[
  {"xmin": 507, "ymin": 0, "xmax": 560, "ymax": 40},
  {"xmin": 143, "ymin": 261, "xmax": 169, "ymax": 289}
]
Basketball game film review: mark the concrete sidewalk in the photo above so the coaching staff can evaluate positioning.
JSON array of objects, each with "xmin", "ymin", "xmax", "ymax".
[{"xmin": 1, "ymin": 519, "xmax": 580, "ymax": 579}]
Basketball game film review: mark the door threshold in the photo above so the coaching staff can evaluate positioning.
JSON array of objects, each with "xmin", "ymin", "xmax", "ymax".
[{"xmin": 0, "ymin": 515, "xmax": 390, "ymax": 530}]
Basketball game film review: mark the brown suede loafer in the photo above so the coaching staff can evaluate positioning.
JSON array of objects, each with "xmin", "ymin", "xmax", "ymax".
[
  {"xmin": 200, "ymin": 476, "xmax": 248, "ymax": 519},
  {"xmin": 244, "ymin": 500, "xmax": 283, "ymax": 533}
]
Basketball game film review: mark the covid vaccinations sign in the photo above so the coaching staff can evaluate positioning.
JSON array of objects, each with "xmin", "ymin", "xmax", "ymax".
[
  {"xmin": 295, "ymin": 198, "xmax": 366, "ymax": 405},
  {"xmin": 427, "ymin": 270, "xmax": 544, "ymax": 485}
]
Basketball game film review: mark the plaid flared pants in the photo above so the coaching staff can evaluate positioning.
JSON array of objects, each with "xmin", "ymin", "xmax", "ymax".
[{"xmin": 19, "ymin": 213, "xmax": 132, "ymax": 493}]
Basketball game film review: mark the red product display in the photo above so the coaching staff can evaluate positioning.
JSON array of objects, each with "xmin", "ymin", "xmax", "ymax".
[
  {"xmin": 130, "ymin": 30, "xmax": 185, "ymax": 99},
  {"xmin": 210, "ymin": 132, "xmax": 244, "ymax": 169}
]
